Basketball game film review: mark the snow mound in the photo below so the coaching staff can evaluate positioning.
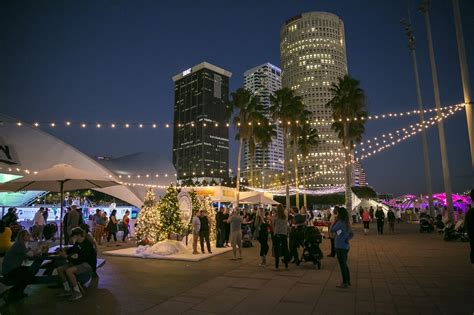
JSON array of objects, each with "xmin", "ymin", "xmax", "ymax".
[{"xmin": 135, "ymin": 239, "xmax": 191, "ymax": 258}]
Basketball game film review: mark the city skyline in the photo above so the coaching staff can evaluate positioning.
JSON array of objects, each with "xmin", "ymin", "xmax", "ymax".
[{"xmin": 1, "ymin": 0, "xmax": 473, "ymax": 195}]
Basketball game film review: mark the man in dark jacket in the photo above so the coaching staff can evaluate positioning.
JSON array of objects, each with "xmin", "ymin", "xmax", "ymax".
[
  {"xmin": 199, "ymin": 210, "xmax": 212, "ymax": 254},
  {"xmin": 375, "ymin": 207, "xmax": 385, "ymax": 235},
  {"xmin": 465, "ymin": 189, "xmax": 474, "ymax": 268}
]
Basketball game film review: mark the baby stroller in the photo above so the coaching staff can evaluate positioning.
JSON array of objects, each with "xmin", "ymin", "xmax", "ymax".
[
  {"xmin": 242, "ymin": 224, "xmax": 253, "ymax": 248},
  {"xmin": 419, "ymin": 214, "xmax": 434, "ymax": 233},
  {"xmin": 300, "ymin": 226, "xmax": 323, "ymax": 269},
  {"xmin": 43, "ymin": 223, "xmax": 58, "ymax": 241}
]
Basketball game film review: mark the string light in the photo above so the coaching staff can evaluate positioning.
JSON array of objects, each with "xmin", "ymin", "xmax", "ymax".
[{"xmin": 10, "ymin": 103, "xmax": 465, "ymax": 130}]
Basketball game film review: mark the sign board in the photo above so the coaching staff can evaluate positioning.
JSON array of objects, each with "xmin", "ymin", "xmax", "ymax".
[
  {"xmin": 0, "ymin": 138, "xmax": 19, "ymax": 166},
  {"xmin": 177, "ymin": 191, "xmax": 192, "ymax": 224},
  {"xmin": 182, "ymin": 68, "xmax": 192, "ymax": 76}
]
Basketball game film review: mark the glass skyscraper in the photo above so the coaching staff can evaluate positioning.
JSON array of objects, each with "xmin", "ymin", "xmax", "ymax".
[
  {"xmin": 172, "ymin": 62, "xmax": 231, "ymax": 183},
  {"xmin": 243, "ymin": 63, "xmax": 284, "ymax": 187}
]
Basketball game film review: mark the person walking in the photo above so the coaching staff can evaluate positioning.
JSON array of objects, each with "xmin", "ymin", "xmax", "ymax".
[
  {"xmin": 227, "ymin": 209, "xmax": 243, "ymax": 260},
  {"xmin": 32, "ymin": 207, "xmax": 45, "ymax": 240},
  {"xmin": 256, "ymin": 208, "xmax": 269, "ymax": 266},
  {"xmin": 92, "ymin": 209, "xmax": 105, "ymax": 245},
  {"xmin": 330, "ymin": 207, "xmax": 354, "ymax": 289},
  {"xmin": 465, "ymin": 189, "xmax": 474, "ymax": 269},
  {"xmin": 369, "ymin": 206, "xmax": 375, "ymax": 222},
  {"xmin": 289, "ymin": 207, "xmax": 307, "ymax": 265},
  {"xmin": 199, "ymin": 210, "xmax": 212, "ymax": 254},
  {"xmin": 362, "ymin": 208, "xmax": 371, "ymax": 235},
  {"xmin": 106, "ymin": 209, "xmax": 118, "ymax": 245},
  {"xmin": 66, "ymin": 205, "xmax": 81, "ymax": 245},
  {"xmin": 327, "ymin": 207, "xmax": 338, "ymax": 257},
  {"xmin": 272, "ymin": 205, "xmax": 289, "ymax": 270},
  {"xmin": 387, "ymin": 208, "xmax": 396, "ymax": 233},
  {"xmin": 192, "ymin": 211, "xmax": 201, "ymax": 255},
  {"xmin": 121, "ymin": 210, "xmax": 130, "ymax": 242},
  {"xmin": 375, "ymin": 207, "xmax": 385, "ymax": 235}
]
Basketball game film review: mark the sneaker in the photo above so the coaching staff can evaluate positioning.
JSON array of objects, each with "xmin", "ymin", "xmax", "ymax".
[
  {"xmin": 56, "ymin": 290, "xmax": 73, "ymax": 297},
  {"xmin": 336, "ymin": 284, "xmax": 349, "ymax": 289},
  {"xmin": 68, "ymin": 292, "xmax": 83, "ymax": 301}
]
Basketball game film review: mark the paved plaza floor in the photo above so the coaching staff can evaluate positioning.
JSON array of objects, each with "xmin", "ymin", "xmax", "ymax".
[{"xmin": 0, "ymin": 223, "xmax": 473, "ymax": 315}]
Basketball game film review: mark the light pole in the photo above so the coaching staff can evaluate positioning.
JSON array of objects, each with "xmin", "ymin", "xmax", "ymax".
[
  {"xmin": 452, "ymin": 0, "xmax": 474, "ymax": 173},
  {"xmin": 419, "ymin": 0, "xmax": 454, "ymax": 221},
  {"xmin": 401, "ymin": 16, "xmax": 434, "ymax": 217}
]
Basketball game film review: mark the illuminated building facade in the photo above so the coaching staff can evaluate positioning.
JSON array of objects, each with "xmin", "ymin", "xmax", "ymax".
[
  {"xmin": 243, "ymin": 63, "xmax": 284, "ymax": 187},
  {"xmin": 280, "ymin": 12, "xmax": 348, "ymax": 188},
  {"xmin": 172, "ymin": 62, "xmax": 232, "ymax": 183},
  {"xmin": 352, "ymin": 161, "xmax": 367, "ymax": 187}
]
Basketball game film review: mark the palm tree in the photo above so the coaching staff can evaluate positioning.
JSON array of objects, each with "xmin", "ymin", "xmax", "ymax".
[
  {"xmin": 251, "ymin": 122, "xmax": 276, "ymax": 187},
  {"xmin": 290, "ymin": 109, "xmax": 312, "ymax": 209},
  {"xmin": 297, "ymin": 122, "xmax": 319, "ymax": 209},
  {"xmin": 270, "ymin": 88, "xmax": 305, "ymax": 209},
  {"xmin": 227, "ymin": 88, "xmax": 265, "ymax": 204},
  {"xmin": 246, "ymin": 114, "xmax": 274, "ymax": 187},
  {"xmin": 326, "ymin": 75, "xmax": 368, "ymax": 212}
]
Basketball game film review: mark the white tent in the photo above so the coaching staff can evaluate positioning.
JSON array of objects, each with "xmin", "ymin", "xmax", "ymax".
[
  {"xmin": 0, "ymin": 115, "xmax": 144, "ymax": 207},
  {"xmin": 353, "ymin": 194, "xmax": 389, "ymax": 215},
  {"xmin": 239, "ymin": 192, "xmax": 279, "ymax": 205}
]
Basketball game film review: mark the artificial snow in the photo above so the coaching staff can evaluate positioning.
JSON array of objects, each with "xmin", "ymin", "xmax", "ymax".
[
  {"xmin": 103, "ymin": 237, "xmax": 233, "ymax": 262},
  {"xmin": 135, "ymin": 239, "xmax": 189, "ymax": 257}
]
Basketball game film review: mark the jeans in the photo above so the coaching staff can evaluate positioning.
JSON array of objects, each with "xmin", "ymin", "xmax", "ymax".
[
  {"xmin": 107, "ymin": 231, "xmax": 117, "ymax": 242},
  {"xmin": 216, "ymin": 227, "xmax": 225, "ymax": 247},
  {"xmin": 329, "ymin": 237, "xmax": 335, "ymax": 256},
  {"xmin": 258, "ymin": 237, "xmax": 269, "ymax": 257},
  {"xmin": 199, "ymin": 230, "xmax": 211, "ymax": 253},
  {"xmin": 377, "ymin": 220, "xmax": 384, "ymax": 234},
  {"xmin": 192, "ymin": 230, "xmax": 199, "ymax": 253},
  {"xmin": 273, "ymin": 234, "xmax": 289, "ymax": 268},
  {"xmin": 224, "ymin": 225, "xmax": 230, "ymax": 245},
  {"xmin": 122, "ymin": 226, "xmax": 129, "ymax": 241},
  {"xmin": 336, "ymin": 248, "xmax": 351, "ymax": 285}
]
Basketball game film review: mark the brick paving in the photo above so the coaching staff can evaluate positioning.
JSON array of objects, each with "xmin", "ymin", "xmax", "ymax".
[{"xmin": 1, "ymin": 223, "xmax": 473, "ymax": 315}]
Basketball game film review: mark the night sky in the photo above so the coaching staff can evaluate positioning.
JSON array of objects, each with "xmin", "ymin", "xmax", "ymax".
[{"xmin": 1, "ymin": 0, "xmax": 473, "ymax": 195}]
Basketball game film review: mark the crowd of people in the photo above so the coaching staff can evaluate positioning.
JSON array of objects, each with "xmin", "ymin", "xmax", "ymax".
[{"xmin": 190, "ymin": 204, "xmax": 353, "ymax": 288}]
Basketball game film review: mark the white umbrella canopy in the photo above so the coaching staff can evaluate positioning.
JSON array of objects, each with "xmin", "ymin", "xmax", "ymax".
[
  {"xmin": 0, "ymin": 164, "xmax": 120, "ymax": 246},
  {"xmin": 0, "ymin": 164, "xmax": 119, "ymax": 192},
  {"xmin": 240, "ymin": 192, "xmax": 280, "ymax": 205}
]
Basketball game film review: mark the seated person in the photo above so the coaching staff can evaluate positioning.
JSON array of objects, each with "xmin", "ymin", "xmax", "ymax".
[
  {"xmin": 56, "ymin": 227, "xmax": 97, "ymax": 301},
  {"xmin": 0, "ymin": 220, "xmax": 12, "ymax": 254},
  {"xmin": 1, "ymin": 230, "xmax": 48, "ymax": 301}
]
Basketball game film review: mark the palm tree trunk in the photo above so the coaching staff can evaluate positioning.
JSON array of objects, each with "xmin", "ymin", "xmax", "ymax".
[
  {"xmin": 249, "ymin": 148, "xmax": 254, "ymax": 187},
  {"xmin": 303, "ymin": 156, "xmax": 307, "ymax": 209},
  {"xmin": 293, "ymin": 141, "xmax": 299, "ymax": 209},
  {"xmin": 344, "ymin": 123, "xmax": 352, "ymax": 212},
  {"xmin": 283, "ymin": 128, "xmax": 290, "ymax": 209},
  {"xmin": 236, "ymin": 137, "xmax": 243, "ymax": 205}
]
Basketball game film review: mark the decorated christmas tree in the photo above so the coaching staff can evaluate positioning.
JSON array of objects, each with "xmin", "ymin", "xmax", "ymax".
[
  {"xmin": 135, "ymin": 188, "xmax": 160, "ymax": 245},
  {"xmin": 158, "ymin": 185, "xmax": 186, "ymax": 240}
]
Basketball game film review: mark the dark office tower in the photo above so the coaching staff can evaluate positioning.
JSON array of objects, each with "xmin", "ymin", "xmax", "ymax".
[{"xmin": 172, "ymin": 62, "xmax": 232, "ymax": 184}]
